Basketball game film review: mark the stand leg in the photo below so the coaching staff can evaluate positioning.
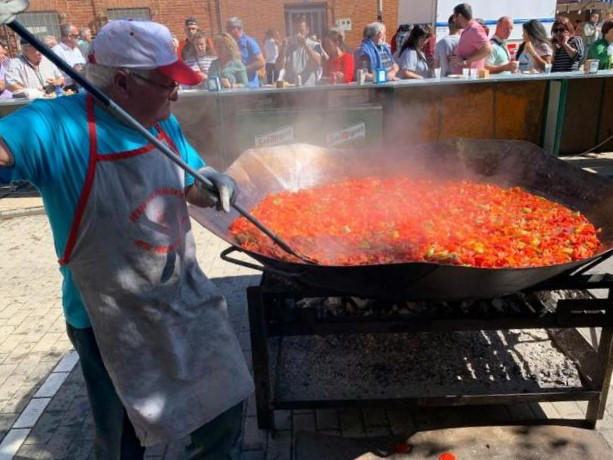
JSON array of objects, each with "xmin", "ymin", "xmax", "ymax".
[
  {"xmin": 247, "ymin": 285, "xmax": 274, "ymax": 430},
  {"xmin": 586, "ymin": 290, "xmax": 613, "ymax": 427}
]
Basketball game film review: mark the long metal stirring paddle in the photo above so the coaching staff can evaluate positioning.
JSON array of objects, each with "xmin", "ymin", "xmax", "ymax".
[{"xmin": 6, "ymin": 20, "xmax": 314, "ymax": 264}]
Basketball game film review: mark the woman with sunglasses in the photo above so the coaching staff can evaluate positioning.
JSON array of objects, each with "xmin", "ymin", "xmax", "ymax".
[
  {"xmin": 516, "ymin": 20, "xmax": 552, "ymax": 73},
  {"xmin": 550, "ymin": 17, "xmax": 585, "ymax": 72}
]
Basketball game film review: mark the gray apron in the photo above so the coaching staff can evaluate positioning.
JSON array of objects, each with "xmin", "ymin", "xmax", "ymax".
[{"xmin": 60, "ymin": 95, "xmax": 254, "ymax": 447}]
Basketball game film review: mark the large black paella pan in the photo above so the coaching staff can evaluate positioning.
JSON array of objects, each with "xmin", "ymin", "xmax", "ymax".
[{"xmin": 189, "ymin": 139, "xmax": 613, "ymax": 300}]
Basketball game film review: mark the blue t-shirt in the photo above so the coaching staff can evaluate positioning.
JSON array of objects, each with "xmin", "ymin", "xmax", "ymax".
[
  {"xmin": 238, "ymin": 33, "xmax": 262, "ymax": 88},
  {"xmin": 0, "ymin": 93, "xmax": 205, "ymax": 329}
]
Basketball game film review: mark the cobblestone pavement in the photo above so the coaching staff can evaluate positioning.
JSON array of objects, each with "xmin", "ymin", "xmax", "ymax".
[{"xmin": 3, "ymin": 163, "xmax": 613, "ymax": 458}]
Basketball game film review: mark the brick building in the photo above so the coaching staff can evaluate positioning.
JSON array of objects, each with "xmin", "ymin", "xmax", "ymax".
[{"xmin": 2, "ymin": 0, "xmax": 399, "ymax": 55}]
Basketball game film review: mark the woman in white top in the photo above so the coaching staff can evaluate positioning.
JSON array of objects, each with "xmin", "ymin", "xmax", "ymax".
[
  {"xmin": 395, "ymin": 24, "xmax": 432, "ymax": 79},
  {"xmin": 516, "ymin": 20, "xmax": 553, "ymax": 73},
  {"xmin": 264, "ymin": 28, "xmax": 281, "ymax": 84}
]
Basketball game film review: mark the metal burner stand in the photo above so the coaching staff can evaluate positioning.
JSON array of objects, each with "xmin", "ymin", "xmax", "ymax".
[{"xmin": 244, "ymin": 255, "xmax": 613, "ymax": 431}]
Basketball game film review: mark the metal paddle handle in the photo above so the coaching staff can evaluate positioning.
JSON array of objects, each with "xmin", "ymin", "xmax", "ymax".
[{"xmin": 7, "ymin": 20, "xmax": 312, "ymax": 264}]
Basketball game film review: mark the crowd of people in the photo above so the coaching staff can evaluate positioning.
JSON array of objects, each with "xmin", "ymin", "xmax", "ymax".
[{"xmin": 0, "ymin": 2, "xmax": 612, "ymax": 99}]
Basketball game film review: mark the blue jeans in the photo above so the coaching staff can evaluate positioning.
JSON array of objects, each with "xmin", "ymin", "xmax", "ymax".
[{"xmin": 67, "ymin": 324, "xmax": 245, "ymax": 459}]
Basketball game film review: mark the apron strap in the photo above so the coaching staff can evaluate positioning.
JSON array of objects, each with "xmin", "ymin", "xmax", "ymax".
[
  {"xmin": 59, "ymin": 94, "xmax": 99, "ymax": 266},
  {"xmin": 154, "ymin": 123, "xmax": 180, "ymax": 156}
]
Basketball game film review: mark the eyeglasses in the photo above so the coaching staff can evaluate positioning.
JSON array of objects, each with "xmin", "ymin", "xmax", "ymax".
[
  {"xmin": 68, "ymin": 34, "xmax": 80, "ymax": 39},
  {"xmin": 125, "ymin": 70, "xmax": 179, "ymax": 94},
  {"xmin": 553, "ymin": 28, "xmax": 566, "ymax": 33}
]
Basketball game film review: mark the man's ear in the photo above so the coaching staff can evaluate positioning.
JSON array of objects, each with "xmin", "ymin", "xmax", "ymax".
[{"xmin": 113, "ymin": 70, "xmax": 130, "ymax": 98}]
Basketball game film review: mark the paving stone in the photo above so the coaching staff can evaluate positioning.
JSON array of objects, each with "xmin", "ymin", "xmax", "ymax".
[
  {"xmin": 43, "ymin": 425, "xmax": 86, "ymax": 459},
  {"xmin": 506, "ymin": 402, "xmax": 538, "ymax": 422},
  {"xmin": 292, "ymin": 412, "xmax": 316, "ymax": 434},
  {"xmin": 243, "ymin": 416, "xmax": 267, "ymax": 451},
  {"xmin": 246, "ymin": 393, "xmax": 257, "ymax": 417},
  {"xmin": 365, "ymin": 426, "xmax": 392, "ymax": 437},
  {"xmin": 265, "ymin": 430, "xmax": 292, "ymax": 460},
  {"xmin": 0, "ymin": 412, "xmax": 18, "ymax": 440},
  {"xmin": 538, "ymin": 401, "xmax": 561, "ymax": 419},
  {"xmin": 0, "ymin": 428, "xmax": 31, "ymax": 458},
  {"xmin": 13, "ymin": 442, "xmax": 54, "ymax": 460},
  {"xmin": 315, "ymin": 409, "xmax": 339, "ymax": 431},
  {"xmin": 24, "ymin": 410, "xmax": 66, "ymax": 445},
  {"xmin": 339, "ymin": 408, "xmax": 365, "ymax": 437},
  {"xmin": 145, "ymin": 443, "xmax": 166, "ymax": 457},
  {"xmin": 34, "ymin": 372, "xmax": 70, "ymax": 398},
  {"xmin": 273, "ymin": 410, "xmax": 292, "ymax": 431},
  {"xmin": 553, "ymin": 401, "xmax": 585, "ymax": 419},
  {"xmin": 385, "ymin": 408, "xmax": 415, "ymax": 435},
  {"xmin": 362, "ymin": 407, "xmax": 389, "ymax": 427},
  {"xmin": 13, "ymin": 398, "xmax": 51, "ymax": 429},
  {"xmin": 239, "ymin": 450, "xmax": 265, "ymax": 460},
  {"xmin": 53, "ymin": 350, "xmax": 79, "ymax": 373},
  {"xmin": 63, "ymin": 440, "xmax": 93, "ymax": 460},
  {"xmin": 600, "ymin": 429, "xmax": 613, "ymax": 450}
]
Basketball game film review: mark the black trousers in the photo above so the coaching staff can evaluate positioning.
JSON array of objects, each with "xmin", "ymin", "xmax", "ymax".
[
  {"xmin": 66, "ymin": 324, "xmax": 244, "ymax": 460},
  {"xmin": 265, "ymin": 63, "xmax": 279, "ymax": 84}
]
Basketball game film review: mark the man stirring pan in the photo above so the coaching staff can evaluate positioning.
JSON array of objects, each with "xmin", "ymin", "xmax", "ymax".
[{"xmin": 0, "ymin": 19, "xmax": 254, "ymax": 459}]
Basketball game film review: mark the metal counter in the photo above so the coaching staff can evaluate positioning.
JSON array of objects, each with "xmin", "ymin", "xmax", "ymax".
[{"xmin": 2, "ymin": 70, "xmax": 612, "ymax": 170}]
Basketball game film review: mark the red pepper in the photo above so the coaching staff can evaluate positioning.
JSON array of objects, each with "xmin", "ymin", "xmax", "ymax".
[{"xmin": 230, "ymin": 178, "xmax": 601, "ymax": 268}]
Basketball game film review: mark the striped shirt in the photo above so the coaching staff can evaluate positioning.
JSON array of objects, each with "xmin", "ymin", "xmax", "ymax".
[
  {"xmin": 184, "ymin": 54, "xmax": 215, "ymax": 74},
  {"xmin": 5, "ymin": 55, "xmax": 63, "ymax": 91},
  {"xmin": 552, "ymin": 36, "xmax": 585, "ymax": 72}
]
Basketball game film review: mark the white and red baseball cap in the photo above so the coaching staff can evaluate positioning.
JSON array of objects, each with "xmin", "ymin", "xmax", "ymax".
[{"xmin": 89, "ymin": 19, "xmax": 202, "ymax": 86}]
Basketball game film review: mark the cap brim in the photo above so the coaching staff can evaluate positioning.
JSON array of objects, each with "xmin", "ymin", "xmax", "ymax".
[{"xmin": 157, "ymin": 59, "xmax": 203, "ymax": 86}]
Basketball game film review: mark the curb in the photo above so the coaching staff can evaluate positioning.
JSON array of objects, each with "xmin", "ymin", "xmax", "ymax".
[{"xmin": 0, "ymin": 207, "xmax": 46, "ymax": 220}]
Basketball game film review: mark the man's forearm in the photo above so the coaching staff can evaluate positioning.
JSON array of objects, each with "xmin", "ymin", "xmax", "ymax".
[
  {"xmin": 304, "ymin": 46, "xmax": 321, "ymax": 66},
  {"xmin": 467, "ymin": 44, "xmax": 493, "ymax": 64},
  {"xmin": 6, "ymin": 82, "xmax": 25, "ymax": 92},
  {"xmin": 247, "ymin": 55, "xmax": 265, "ymax": 74},
  {"xmin": 275, "ymin": 51, "xmax": 286, "ymax": 72}
]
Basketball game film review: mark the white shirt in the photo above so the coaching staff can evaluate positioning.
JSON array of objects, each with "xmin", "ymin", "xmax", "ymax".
[
  {"xmin": 52, "ymin": 42, "xmax": 85, "ymax": 85},
  {"xmin": 264, "ymin": 38, "xmax": 279, "ymax": 64}
]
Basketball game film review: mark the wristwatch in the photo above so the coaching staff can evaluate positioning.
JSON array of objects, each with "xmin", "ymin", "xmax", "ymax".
[{"xmin": 463, "ymin": 59, "xmax": 468, "ymax": 66}]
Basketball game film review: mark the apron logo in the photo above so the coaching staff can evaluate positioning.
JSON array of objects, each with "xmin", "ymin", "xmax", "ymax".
[
  {"xmin": 326, "ymin": 123, "xmax": 366, "ymax": 147},
  {"xmin": 255, "ymin": 126, "xmax": 294, "ymax": 147},
  {"xmin": 130, "ymin": 187, "xmax": 188, "ymax": 254}
]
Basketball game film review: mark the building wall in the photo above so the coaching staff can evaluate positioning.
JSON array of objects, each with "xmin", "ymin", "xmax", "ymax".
[{"xmin": 4, "ymin": 0, "xmax": 400, "ymax": 54}]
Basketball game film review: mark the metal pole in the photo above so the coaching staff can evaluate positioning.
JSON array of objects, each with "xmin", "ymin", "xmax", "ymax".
[{"xmin": 5, "ymin": 19, "xmax": 312, "ymax": 264}]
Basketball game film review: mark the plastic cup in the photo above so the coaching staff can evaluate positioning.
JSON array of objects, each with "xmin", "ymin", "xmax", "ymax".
[
  {"xmin": 434, "ymin": 68, "xmax": 441, "ymax": 79},
  {"xmin": 544, "ymin": 63, "xmax": 552, "ymax": 74},
  {"xmin": 469, "ymin": 68, "xmax": 478, "ymax": 79},
  {"xmin": 462, "ymin": 68, "xmax": 470, "ymax": 78}
]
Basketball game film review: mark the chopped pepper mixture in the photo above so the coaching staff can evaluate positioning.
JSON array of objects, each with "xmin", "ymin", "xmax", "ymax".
[{"xmin": 229, "ymin": 178, "xmax": 602, "ymax": 267}]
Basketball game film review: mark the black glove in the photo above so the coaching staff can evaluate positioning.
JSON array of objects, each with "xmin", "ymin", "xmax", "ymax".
[{"xmin": 195, "ymin": 166, "xmax": 238, "ymax": 213}]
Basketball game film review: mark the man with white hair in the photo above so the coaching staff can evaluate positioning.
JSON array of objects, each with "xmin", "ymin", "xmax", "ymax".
[
  {"xmin": 0, "ymin": 19, "xmax": 253, "ymax": 459},
  {"xmin": 52, "ymin": 23, "xmax": 85, "ymax": 86},
  {"xmin": 354, "ymin": 21, "xmax": 399, "ymax": 81},
  {"xmin": 5, "ymin": 37, "xmax": 63, "ymax": 98},
  {"xmin": 226, "ymin": 16, "xmax": 265, "ymax": 87}
]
